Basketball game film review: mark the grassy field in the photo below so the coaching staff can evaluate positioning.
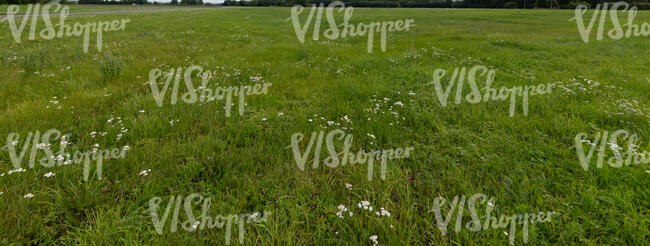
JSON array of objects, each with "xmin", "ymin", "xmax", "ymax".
[
  {"xmin": 0, "ymin": 5, "xmax": 211, "ymax": 15},
  {"xmin": 0, "ymin": 5, "xmax": 649, "ymax": 245}
]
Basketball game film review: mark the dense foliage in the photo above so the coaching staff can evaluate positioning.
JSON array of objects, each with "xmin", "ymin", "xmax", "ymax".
[{"xmin": 222, "ymin": 0, "xmax": 650, "ymax": 9}]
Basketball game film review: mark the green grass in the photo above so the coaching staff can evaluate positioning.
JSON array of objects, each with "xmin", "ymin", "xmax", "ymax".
[
  {"xmin": 0, "ymin": 5, "xmax": 649, "ymax": 245},
  {"xmin": 0, "ymin": 5, "xmax": 208, "ymax": 15}
]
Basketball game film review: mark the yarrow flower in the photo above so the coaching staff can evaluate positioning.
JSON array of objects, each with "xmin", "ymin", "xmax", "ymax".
[
  {"xmin": 335, "ymin": 205, "xmax": 351, "ymax": 218},
  {"xmin": 377, "ymin": 207, "xmax": 390, "ymax": 217},
  {"xmin": 369, "ymin": 235, "xmax": 378, "ymax": 245},
  {"xmin": 191, "ymin": 221, "xmax": 201, "ymax": 230},
  {"xmin": 250, "ymin": 212, "xmax": 260, "ymax": 220},
  {"xmin": 358, "ymin": 201, "xmax": 373, "ymax": 212},
  {"xmin": 7, "ymin": 168, "xmax": 26, "ymax": 175}
]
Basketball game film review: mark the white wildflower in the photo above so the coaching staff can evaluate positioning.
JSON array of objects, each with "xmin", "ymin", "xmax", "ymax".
[
  {"xmin": 369, "ymin": 235, "xmax": 378, "ymax": 245},
  {"xmin": 380, "ymin": 207, "xmax": 390, "ymax": 217}
]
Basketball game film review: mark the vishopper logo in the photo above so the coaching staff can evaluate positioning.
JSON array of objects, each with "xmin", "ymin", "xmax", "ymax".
[
  {"xmin": 2, "ymin": 128, "xmax": 129, "ymax": 181},
  {"xmin": 289, "ymin": 129, "xmax": 414, "ymax": 180},
  {"xmin": 286, "ymin": 1, "xmax": 415, "ymax": 53},
  {"xmin": 1, "ymin": 3, "xmax": 130, "ymax": 53},
  {"xmin": 145, "ymin": 65, "xmax": 271, "ymax": 117},
  {"xmin": 429, "ymin": 193, "xmax": 558, "ymax": 245},
  {"xmin": 148, "ymin": 193, "xmax": 271, "ymax": 245},
  {"xmin": 429, "ymin": 65, "xmax": 556, "ymax": 117},
  {"xmin": 571, "ymin": 1, "xmax": 649, "ymax": 43},
  {"xmin": 575, "ymin": 129, "xmax": 649, "ymax": 170}
]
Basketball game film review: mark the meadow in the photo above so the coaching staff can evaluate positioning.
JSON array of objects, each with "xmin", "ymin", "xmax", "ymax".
[{"xmin": 0, "ymin": 5, "xmax": 649, "ymax": 245}]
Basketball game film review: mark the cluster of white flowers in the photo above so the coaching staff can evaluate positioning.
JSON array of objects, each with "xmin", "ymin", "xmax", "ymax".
[
  {"xmin": 44, "ymin": 172, "xmax": 55, "ymax": 178},
  {"xmin": 613, "ymin": 99, "xmax": 649, "ymax": 120},
  {"xmin": 358, "ymin": 201, "xmax": 373, "ymax": 211},
  {"xmin": 89, "ymin": 116, "xmax": 131, "ymax": 141},
  {"xmin": 7, "ymin": 168, "xmax": 26, "ymax": 175},
  {"xmin": 369, "ymin": 235, "xmax": 378, "ymax": 245},
  {"xmin": 92, "ymin": 143, "xmax": 100, "ymax": 153},
  {"xmin": 556, "ymin": 76, "xmax": 610, "ymax": 96},
  {"xmin": 190, "ymin": 221, "xmax": 201, "ymax": 230},
  {"xmin": 376, "ymin": 207, "xmax": 391, "ymax": 217},
  {"xmin": 139, "ymin": 169, "xmax": 152, "ymax": 176},
  {"xmin": 336, "ymin": 205, "xmax": 352, "ymax": 218},
  {"xmin": 307, "ymin": 114, "xmax": 354, "ymax": 130},
  {"xmin": 90, "ymin": 131, "xmax": 108, "ymax": 138},
  {"xmin": 364, "ymin": 95, "xmax": 406, "ymax": 127},
  {"xmin": 250, "ymin": 212, "xmax": 261, "ymax": 220},
  {"xmin": 35, "ymin": 143, "xmax": 49, "ymax": 149},
  {"xmin": 45, "ymin": 96, "xmax": 65, "ymax": 110}
]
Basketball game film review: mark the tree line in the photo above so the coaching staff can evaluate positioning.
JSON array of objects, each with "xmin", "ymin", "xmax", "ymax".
[
  {"xmin": 0, "ymin": 0, "xmax": 203, "ymax": 5},
  {"xmin": 223, "ymin": 0, "xmax": 649, "ymax": 9},
  {"xmin": 1, "ymin": 0, "xmax": 648, "ymax": 10}
]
